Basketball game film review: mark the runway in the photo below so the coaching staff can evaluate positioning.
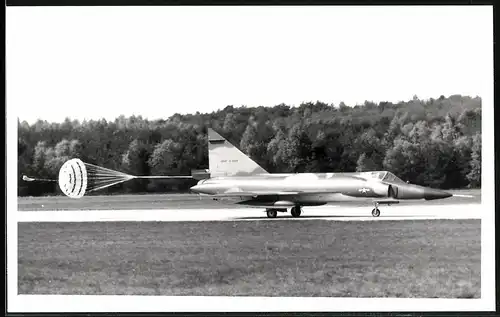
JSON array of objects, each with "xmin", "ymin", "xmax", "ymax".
[
  {"xmin": 17, "ymin": 203, "xmax": 482, "ymax": 222},
  {"xmin": 17, "ymin": 202, "xmax": 483, "ymax": 298}
]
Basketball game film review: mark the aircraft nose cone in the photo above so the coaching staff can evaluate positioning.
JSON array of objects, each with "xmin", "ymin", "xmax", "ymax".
[
  {"xmin": 424, "ymin": 188, "xmax": 453, "ymax": 200},
  {"xmin": 190, "ymin": 185, "xmax": 201, "ymax": 193}
]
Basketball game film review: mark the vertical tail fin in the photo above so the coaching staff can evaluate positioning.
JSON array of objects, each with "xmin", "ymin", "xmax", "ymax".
[{"xmin": 208, "ymin": 128, "xmax": 268, "ymax": 177}]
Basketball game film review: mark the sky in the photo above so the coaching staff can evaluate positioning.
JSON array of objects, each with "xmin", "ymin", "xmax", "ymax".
[{"xmin": 6, "ymin": 6, "xmax": 492, "ymax": 124}]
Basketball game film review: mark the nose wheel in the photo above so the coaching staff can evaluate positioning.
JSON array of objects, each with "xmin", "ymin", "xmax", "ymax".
[{"xmin": 372, "ymin": 202, "xmax": 381, "ymax": 217}]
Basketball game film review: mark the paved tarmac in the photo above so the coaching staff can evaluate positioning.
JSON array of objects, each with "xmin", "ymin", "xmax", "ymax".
[{"xmin": 17, "ymin": 203, "xmax": 482, "ymax": 222}]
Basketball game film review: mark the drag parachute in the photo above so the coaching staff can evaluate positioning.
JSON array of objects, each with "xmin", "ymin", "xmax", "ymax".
[
  {"xmin": 58, "ymin": 158, "xmax": 134, "ymax": 198},
  {"xmin": 23, "ymin": 158, "xmax": 193, "ymax": 199}
]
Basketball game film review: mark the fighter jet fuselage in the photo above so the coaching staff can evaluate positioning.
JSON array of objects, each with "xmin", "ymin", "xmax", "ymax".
[
  {"xmin": 190, "ymin": 172, "xmax": 452, "ymax": 206},
  {"xmin": 189, "ymin": 129, "xmax": 452, "ymax": 218}
]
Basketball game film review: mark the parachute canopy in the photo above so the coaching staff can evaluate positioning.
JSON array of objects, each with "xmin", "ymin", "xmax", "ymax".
[
  {"xmin": 58, "ymin": 158, "xmax": 87, "ymax": 198},
  {"xmin": 58, "ymin": 158, "xmax": 133, "ymax": 199}
]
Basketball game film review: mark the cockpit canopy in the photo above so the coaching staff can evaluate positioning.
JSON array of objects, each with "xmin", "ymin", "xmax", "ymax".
[
  {"xmin": 359, "ymin": 171, "xmax": 406, "ymax": 184},
  {"xmin": 382, "ymin": 171, "xmax": 406, "ymax": 184}
]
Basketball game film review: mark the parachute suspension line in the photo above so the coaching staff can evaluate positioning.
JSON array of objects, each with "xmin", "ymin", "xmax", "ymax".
[
  {"xmin": 84, "ymin": 162, "xmax": 135, "ymax": 194},
  {"xmin": 85, "ymin": 162, "xmax": 131, "ymax": 178},
  {"xmin": 134, "ymin": 175, "xmax": 194, "ymax": 179}
]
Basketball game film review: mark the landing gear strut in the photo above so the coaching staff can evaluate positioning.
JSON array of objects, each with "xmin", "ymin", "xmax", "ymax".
[
  {"xmin": 291, "ymin": 206, "xmax": 302, "ymax": 218},
  {"xmin": 371, "ymin": 202, "xmax": 381, "ymax": 217}
]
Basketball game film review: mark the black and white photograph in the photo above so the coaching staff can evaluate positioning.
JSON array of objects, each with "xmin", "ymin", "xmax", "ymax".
[{"xmin": 6, "ymin": 5, "xmax": 495, "ymax": 313}]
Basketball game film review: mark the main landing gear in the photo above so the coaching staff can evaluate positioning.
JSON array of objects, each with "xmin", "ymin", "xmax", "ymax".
[
  {"xmin": 291, "ymin": 206, "xmax": 302, "ymax": 218},
  {"xmin": 266, "ymin": 209, "xmax": 278, "ymax": 218},
  {"xmin": 371, "ymin": 202, "xmax": 381, "ymax": 217},
  {"xmin": 265, "ymin": 206, "xmax": 302, "ymax": 218}
]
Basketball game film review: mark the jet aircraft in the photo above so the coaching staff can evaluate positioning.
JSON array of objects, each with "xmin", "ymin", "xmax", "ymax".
[{"xmin": 190, "ymin": 129, "xmax": 453, "ymax": 218}]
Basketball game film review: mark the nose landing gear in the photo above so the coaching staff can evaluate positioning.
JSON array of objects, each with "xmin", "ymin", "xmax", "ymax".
[{"xmin": 371, "ymin": 202, "xmax": 381, "ymax": 217}]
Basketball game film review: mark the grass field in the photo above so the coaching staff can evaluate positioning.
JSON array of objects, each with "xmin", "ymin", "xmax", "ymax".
[
  {"xmin": 17, "ymin": 189, "xmax": 481, "ymax": 211},
  {"xmin": 18, "ymin": 219, "xmax": 480, "ymax": 298}
]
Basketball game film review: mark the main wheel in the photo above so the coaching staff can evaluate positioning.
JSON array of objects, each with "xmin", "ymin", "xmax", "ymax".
[
  {"xmin": 291, "ymin": 206, "xmax": 302, "ymax": 218},
  {"xmin": 266, "ymin": 209, "xmax": 278, "ymax": 218},
  {"xmin": 371, "ymin": 208, "xmax": 380, "ymax": 217}
]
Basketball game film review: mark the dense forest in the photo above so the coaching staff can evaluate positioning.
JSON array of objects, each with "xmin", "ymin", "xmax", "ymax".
[{"xmin": 18, "ymin": 94, "xmax": 482, "ymax": 196}]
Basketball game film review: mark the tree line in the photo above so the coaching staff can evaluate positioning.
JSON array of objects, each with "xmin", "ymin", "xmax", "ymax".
[{"xmin": 18, "ymin": 94, "xmax": 481, "ymax": 196}]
